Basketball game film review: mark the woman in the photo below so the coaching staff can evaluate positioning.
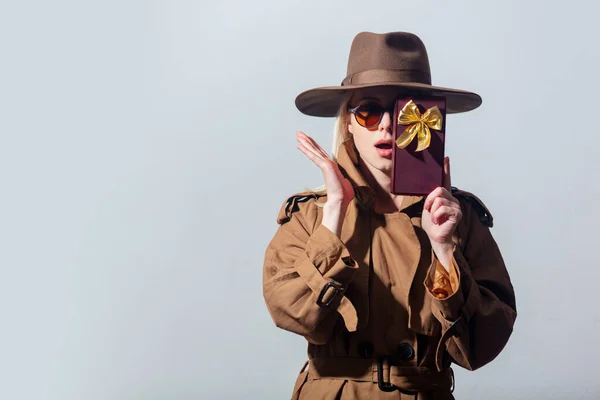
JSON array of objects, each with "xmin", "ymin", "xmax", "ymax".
[{"xmin": 262, "ymin": 31, "xmax": 516, "ymax": 400}]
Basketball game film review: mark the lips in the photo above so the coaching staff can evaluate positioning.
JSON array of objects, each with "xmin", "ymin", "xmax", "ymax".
[{"xmin": 374, "ymin": 140, "xmax": 393, "ymax": 158}]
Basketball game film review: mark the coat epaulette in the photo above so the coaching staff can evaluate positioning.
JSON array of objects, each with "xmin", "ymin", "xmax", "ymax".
[
  {"xmin": 451, "ymin": 186, "xmax": 494, "ymax": 228},
  {"xmin": 277, "ymin": 192, "xmax": 326, "ymax": 225}
]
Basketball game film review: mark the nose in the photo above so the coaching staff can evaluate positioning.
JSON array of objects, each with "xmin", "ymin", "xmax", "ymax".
[{"xmin": 379, "ymin": 110, "xmax": 392, "ymax": 132}]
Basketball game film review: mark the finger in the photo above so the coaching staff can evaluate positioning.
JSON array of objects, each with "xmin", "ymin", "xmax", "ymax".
[
  {"xmin": 299, "ymin": 132, "xmax": 331, "ymax": 160},
  {"xmin": 297, "ymin": 135, "xmax": 327, "ymax": 162},
  {"xmin": 424, "ymin": 187, "xmax": 446, "ymax": 211},
  {"xmin": 297, "ymin": 143, "xmax": 328, "ymax": 169},
  {"xmin": 425, "ymin": 186, "xmax": 458, "ymax": 211},
  {"xmin": 432, "ymin": 205, "xmax": 455, "ymax": 225},
  {"xmin": 433, "ymin": 203, "xmax": 462, "ymax": 225},
  {"xmin": 296, "ymin": 132, "xmax": 328, "ymax": 160},
  {"xmin": 443, "ymin": 156, "xmax": 451, "ymax": 191},
  {"xmin": 298, "ymin": 131, "xmax": 331, "ymax": 161},
  {"xmin": 430, "ymin": 197, "xmax": 452, "ymax": 217},
  {"xmin": 313, "ymin": 140, "xmax": 331, "ymax": 161}
]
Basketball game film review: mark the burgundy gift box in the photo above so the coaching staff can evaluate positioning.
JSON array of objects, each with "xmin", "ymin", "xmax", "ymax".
[{"xmin": 391, "ymin": 96, "xmax": 447, "ymax": 195}]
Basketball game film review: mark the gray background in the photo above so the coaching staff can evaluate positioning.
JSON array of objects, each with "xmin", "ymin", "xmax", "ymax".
[{"xmin": 1, "ymin": 0, "xmax": 598, "ymax": 399}]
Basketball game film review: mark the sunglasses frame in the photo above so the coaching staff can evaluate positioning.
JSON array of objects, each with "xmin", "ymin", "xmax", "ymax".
[{"xmin": 347, "ymin": 104, "xmax": 393, "ymax": 129}]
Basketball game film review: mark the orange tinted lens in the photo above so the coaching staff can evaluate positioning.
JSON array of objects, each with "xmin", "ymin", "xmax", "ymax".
[{"xmin": 355, "ymin": 107, "xmax": 382, "ymax": 127}]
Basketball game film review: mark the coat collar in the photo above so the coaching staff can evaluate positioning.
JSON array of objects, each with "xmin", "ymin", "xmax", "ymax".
[
  {"xmin": 335, "ymin": 138, "xmax": 374, "ymax": 208},
  {"xmin": 335, "ymin": 138, "xmax": 424, "ymax": 213}
]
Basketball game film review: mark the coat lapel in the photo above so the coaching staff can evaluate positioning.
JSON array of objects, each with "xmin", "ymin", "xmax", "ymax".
[{"xmin": 335, "ymin": 138, "xmax": 440, "ymax": 336}]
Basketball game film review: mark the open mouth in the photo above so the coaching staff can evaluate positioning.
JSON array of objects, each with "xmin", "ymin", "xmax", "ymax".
[
  {"xmin": 375, "ymin": 142, "xmax": 393, "ymax": 149},
  {"xmin": 374, "ymin": 140, "xmax": 393, "ymax": 158}
]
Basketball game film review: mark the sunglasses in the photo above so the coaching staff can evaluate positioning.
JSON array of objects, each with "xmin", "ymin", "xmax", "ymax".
[{"xmin": 348, "ymin": 103, "xmax": 394, "ymax": 129}]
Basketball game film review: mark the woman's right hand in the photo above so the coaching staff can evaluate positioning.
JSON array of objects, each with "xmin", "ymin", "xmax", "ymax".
[{"xmin": 296, "ymin": 131, "xmax": 355, "ymax": 237}]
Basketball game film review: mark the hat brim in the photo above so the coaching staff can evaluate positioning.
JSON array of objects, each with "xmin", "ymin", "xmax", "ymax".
[{"xmin": 295, "ymin": 82, "xmax": 482, "ymax": 117}]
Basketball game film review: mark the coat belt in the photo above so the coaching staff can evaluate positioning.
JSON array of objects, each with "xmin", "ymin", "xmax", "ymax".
[{"xmin": 307, "ymin": 357, "xmax": 454, "ymax": 393}]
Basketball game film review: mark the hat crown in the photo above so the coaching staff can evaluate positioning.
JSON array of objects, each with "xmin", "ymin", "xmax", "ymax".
[{"xmin": 344, "ymin": 32, "xmax": 432, "ymax": 86}]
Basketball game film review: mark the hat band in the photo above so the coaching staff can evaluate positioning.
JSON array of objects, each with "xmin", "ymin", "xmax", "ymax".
[{"xmin": 341, "ymin": 69, "xmax": 431, "ymax": 86}]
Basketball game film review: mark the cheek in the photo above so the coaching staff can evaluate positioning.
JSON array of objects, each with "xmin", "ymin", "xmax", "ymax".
[
  {"xmin": 353, "ymin": 131, "xmax": 370, "ymax": 154},
  {"xmin": 350, "ymin": 120, "xmax": 392, "ymax": 171},
  {"xmin": 350, "ymin": 121, "xmax": 374, "ymax": 154}
]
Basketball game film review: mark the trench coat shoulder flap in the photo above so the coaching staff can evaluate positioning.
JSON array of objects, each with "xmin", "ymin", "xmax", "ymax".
[
  {"xmin": 451, "ymin": 187, "xmax": 494, "ymax": 228},
  {"xmin": 276, "ymin": 191, "xmax": 327, "ymax": 225}
]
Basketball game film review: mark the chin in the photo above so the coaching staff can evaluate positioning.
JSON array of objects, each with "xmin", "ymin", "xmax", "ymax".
[
  {"xmin": 379, "ymin": 161, "xmax": 393, "ymax": 174},
  {"xmin": 364, "ymin": 154, "xmax": 393, "ymax": 175}
]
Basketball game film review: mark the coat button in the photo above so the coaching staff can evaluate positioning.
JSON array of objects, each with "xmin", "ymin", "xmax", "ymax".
[
  {"xmin": 397, "ymin": 343, "xmax": 415, "ymax": 361},
  {"xmin": 357, "ymin": 341, "xmax": 374, "ymax": 358}
]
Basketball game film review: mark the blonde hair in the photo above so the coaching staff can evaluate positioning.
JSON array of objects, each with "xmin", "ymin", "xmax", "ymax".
[{"xmin": 304, "ymin": 101, "xmax": 352, "ymax": 199}]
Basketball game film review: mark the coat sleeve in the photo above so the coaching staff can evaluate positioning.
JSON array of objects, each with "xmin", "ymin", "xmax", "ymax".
[
  {"xmin": 424, "ymin": 192, "xmax": 517, "ymax": 371},
  {"xmin": 262, "ymin": 194, "xmax": 359, "ymax": 345}
]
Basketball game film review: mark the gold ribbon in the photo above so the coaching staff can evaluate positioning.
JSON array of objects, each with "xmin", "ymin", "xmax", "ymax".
[{"xmin": 396, "ymin": 100, "xmax": 443, "ymax": 152}]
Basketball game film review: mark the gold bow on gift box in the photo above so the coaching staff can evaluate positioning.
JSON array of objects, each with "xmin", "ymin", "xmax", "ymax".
[{"xmin": 396, "ymin": 100, "xmax": 443, "ymax": 152}]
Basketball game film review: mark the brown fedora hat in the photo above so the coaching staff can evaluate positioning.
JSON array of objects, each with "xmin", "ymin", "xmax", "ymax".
[{"xmin": 295, "ymin": 31, "xmax": 482, "ymax": 116}]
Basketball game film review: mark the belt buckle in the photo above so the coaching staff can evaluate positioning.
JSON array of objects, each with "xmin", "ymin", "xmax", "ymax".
[
  {"xmin": 376, "ymin": 357, "xmax": 398, "ymax": 392},
  {"xmin": 376, "ymin": 357, "xmax": 420, "ymax": 395}
]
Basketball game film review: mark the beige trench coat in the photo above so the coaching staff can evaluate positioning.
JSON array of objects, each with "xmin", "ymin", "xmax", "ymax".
[{"xmin": 263, "ymin": 139, "xmax": 517, "ymax": 399}]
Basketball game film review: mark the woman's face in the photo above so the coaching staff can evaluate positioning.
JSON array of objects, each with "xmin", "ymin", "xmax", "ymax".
[{"xmin": 347, "ymin": 87, "xmax": 401, "ymax": 175}]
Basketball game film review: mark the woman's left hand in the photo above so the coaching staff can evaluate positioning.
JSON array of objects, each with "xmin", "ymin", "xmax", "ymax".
[{"xmin": 421, "ymin": 157, "xmax": 462, "ymax": 246}]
